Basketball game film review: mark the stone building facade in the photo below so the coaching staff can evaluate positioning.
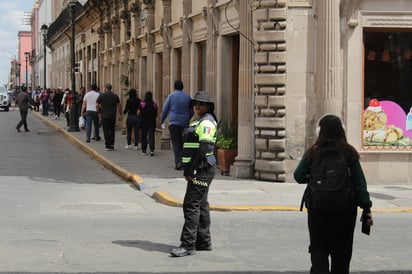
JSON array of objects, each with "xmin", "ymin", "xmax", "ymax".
[{"xmin": 42, "ymin": 0, "xmax": 412, "ymax": 184}]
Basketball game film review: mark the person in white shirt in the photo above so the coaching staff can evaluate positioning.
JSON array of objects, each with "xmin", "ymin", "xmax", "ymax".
[{"xmin": 81, "ymin": 84, "xmax": 101, "ymax": 142}]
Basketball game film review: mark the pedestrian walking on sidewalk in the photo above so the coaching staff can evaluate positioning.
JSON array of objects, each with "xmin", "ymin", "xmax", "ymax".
[
  {"xmin": 139, "ymin": 91, "xmax": 158, "ymax": 156},
  {"xmin": 15, "ymin": 86, "xmax": 32, "ymax": 132},
  {"xmin": 81, "ymin": 84, "xmax": 101, "ymax": 143},
  {"xmin": 123, "ymin": 88, "xmax": 141, "ymax": 149},
  {"xmin": 170, "ymin": 92, "xmax": 217, "ymax": 257},
  {"xmin": 96, "ymin": 83, "xmax": 123, "ymax": 150},
  {"xmin": 160, "ymin": 80, "xmax": 193, "ymax": 170},
  {"xmin": 40, "ymin": 88, "xmax": 50, "ymax": 116},
  {"xmin": 53, "ymin": 87, "xmax": 63, "ymax": 120},
  {"xmin": 293, "ymin": 114, "xmax": 373, "ymax": 274}
]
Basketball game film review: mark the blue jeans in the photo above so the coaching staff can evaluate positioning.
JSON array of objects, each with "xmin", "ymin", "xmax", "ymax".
[
  {"xmin": 126, "ymin": 115, "xmax": 140, "ymax": 146},
  {"xmin": 42, "ymin": 101, "xmax": 49, "ymax": 116},
  {"xmin": 169, "ymin": 125, "xmax": 185, "ymax": 165},
  {"xmin": 86, "ymin": 111, "xmax": 100, "ymax": 139}
]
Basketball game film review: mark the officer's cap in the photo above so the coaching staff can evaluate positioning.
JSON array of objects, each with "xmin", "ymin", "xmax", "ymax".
[{"xmin": 192, "ymin": 91, "xmax": 214, "ymax": 104}]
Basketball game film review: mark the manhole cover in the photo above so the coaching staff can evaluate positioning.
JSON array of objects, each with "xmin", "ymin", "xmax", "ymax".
[
  {"xmin": 62, "ymin": 203, "xmax": 123, "ymax": 211},
  {"xmin": 37, "ymin": 130, "xmax": 58, "ymax": 135}
]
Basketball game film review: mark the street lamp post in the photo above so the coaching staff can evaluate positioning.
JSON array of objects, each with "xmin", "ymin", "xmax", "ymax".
[
  {"xmin": 17, "ymin": 63, "xmax": 21, "ymax": 92},
  {"xmin": 68, "ymin": 0, "xmax": 80, "ymax": 131},
  {"xmin": 24, "ymin": 52, "xmax": 30, "ymax": 88},
  {"xmin": 41, "ymin": 24, "xmax": 48, "ymax": 90}
]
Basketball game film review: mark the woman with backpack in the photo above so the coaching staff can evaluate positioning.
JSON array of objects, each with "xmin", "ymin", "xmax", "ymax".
[
  {"xmin": 293, "ymin": 114, "xmax": 373, "ymax": 274},
  {"xmin": 139, "ymin": 91, "xmax": 158, "ymax": 156}
]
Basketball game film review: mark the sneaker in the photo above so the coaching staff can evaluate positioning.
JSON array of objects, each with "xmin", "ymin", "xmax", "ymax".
[
  {"xmin": 125, "ymin": 144, "xmax": 131, "ymax": 149},
  {"xmin": 134, "ymin": 146, "xmax": 138, "ymax": 150},
  {"xmin": 141, "ymin": 150, "xmax": 147, "ymax": 155},
  {"xmin": 150, "ymin": 151, "xmax": 154, "ymax": 156}
]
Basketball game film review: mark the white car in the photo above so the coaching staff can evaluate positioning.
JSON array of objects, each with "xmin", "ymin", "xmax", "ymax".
[{"xmin": 0, "ymin": 86, "xmax": 11, "ymax": 111}]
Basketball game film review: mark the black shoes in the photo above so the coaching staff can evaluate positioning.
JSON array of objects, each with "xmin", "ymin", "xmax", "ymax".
[
  {"xmin": 196, "ymin": 245, "xmax": 212, "ymax": 251},
  {"xmin": 95, "ymin": 136, "xmax": 101, "ymax": 141},
  {"xmin": 86, "ymin": 138, "xmax": 90, "ymax": 143},
  {"xmin": 175, "ymin": 163, "xmax": 182, "ymax": 170},
  {"xmin": 170, "ymin": 247, "xmax": 196, "ymax": 257},
  {"xmin": 15, "ymin": 127, "xmax": 21, "ymax": 132}
]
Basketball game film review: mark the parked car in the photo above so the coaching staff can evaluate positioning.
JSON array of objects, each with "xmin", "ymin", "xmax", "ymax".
[{"xmin": 0, "ymin": 86, "xmax": 11, "ymax": 111}]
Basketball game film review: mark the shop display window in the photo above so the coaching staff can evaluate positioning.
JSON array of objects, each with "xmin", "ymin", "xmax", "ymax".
[{"xmin": 363, "ymin": 28, "xmax": 412, "ymax": 150}]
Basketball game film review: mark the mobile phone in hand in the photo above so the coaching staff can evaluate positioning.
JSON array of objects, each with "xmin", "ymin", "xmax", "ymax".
[{"xmin": 362, "ymin": 213, "xmax": 371, "ymax": 235}]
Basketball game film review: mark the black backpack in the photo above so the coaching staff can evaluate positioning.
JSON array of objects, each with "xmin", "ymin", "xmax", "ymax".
[{"xmin": 300, "ymin": 146, "xmax": 354, "ymax": 212}]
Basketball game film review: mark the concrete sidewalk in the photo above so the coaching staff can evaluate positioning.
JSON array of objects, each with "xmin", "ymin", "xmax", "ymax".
[{"xmin": 34, "ymin": 111, "xmax": 412, "ymax": 213}]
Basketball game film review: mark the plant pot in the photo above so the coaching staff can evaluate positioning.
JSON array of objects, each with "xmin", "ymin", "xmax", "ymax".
[{"xmin": 217, "ymin": 149, "xmax": 237, "ymax": 175}]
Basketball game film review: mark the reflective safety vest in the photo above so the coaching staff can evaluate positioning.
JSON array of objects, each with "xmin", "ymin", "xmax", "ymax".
[{"xmin": 181, "ymin": 113, "xmax": 217, "ymax": 168}]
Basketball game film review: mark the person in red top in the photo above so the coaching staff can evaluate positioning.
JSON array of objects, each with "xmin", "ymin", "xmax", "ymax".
[{"xmin": 40, "ymin": 88, "xmax": 50, "ymax": 116}]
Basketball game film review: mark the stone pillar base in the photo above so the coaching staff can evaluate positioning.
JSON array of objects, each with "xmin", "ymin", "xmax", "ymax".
[
  {"xmin": 160, "ymin": 137, "xmax": 171, "ymax": 150},
  {"xmin": 230, "ymin": 159, "xmax": 254, "ymax": 178}
]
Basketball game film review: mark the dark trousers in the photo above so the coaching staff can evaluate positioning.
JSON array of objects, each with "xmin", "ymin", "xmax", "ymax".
[
  {"xmin": 180, "ymin": 165, "xmax": 216, "ymax": 250},
  {"xmin": 308, "ymin": 207, "xmax": 357, "ymax": 274},
  {"xmin": 54, "ymin": 104, "xmax": 62, "ymax": 118},
  {"xmin": 16, "ymin": 109, "xmax": 29, "ymax": 131},
  {"xmin": 101, "ymin": 118, "xmax": 116, "ymax": 148},
  {"xmin": 141, "ymin": 126, "xmax": 155, "ymax": 151},
  {"xmin": 126, "ymin": 115, "xmax": 140, "ymax": 146},
  {"xmin": 86, "ymin": 111, "xmax": 100, "ymax": 139},
  {"xmin": 169, "ymin": 125, "xmax": 185, "ymax": 165}
]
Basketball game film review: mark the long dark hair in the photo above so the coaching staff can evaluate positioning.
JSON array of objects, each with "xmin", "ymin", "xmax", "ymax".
[
  {"xmin": 144, "ymin": 91, "xmax": 153, "ymax": 103},
  {"xmin": 308, "ymin": 114, "xmax": 359, "ymax": 160}
]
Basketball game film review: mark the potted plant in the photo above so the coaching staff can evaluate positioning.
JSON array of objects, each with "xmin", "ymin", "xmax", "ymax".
[{"xmin": 216, "ymin": 118, "xmax": 237, "ymax": 175}]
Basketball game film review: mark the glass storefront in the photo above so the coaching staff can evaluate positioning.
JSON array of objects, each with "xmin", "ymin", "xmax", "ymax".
[{"xmin": 363, "ymin": 28, "xmax": 412, "ymax": 150}]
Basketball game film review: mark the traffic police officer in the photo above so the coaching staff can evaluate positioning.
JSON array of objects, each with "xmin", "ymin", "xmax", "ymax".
[{"xmin": 170, "ymin": 92, "xmax": 218, "ymax": 257}]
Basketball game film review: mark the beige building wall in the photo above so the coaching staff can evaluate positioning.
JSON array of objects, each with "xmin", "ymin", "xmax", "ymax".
[{"xmin": 42, "ymin": 0, "xmax": 412, "ymax": 184}]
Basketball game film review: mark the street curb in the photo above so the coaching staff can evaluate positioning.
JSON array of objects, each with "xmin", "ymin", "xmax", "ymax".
[
  {"xmin": 152, "ymin": 190, "xmax": 301, "ymax": 212},
  {"xmin": 34, "ymin": 112, "xmax": 412, "ymax": 213},
  {"xmin": 34, "ymin": 112, "xmax": 145, "ymax": 190},
  {"xmin": 151, "ymin": 190, "xmax": 412, "ymax": 213}
]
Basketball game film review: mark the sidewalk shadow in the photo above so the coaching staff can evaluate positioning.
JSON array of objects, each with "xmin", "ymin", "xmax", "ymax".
[{"xmin": 112, "ymin": 239, "xmax": 174, "ymax": 253}]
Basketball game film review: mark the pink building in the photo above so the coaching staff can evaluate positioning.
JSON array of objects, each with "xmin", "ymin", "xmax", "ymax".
[{"xmin": 18, "ymin": 31, "xmax": 32, "ymax": 89}]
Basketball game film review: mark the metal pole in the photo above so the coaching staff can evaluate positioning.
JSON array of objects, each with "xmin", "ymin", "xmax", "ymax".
[
  {"xmin": 25, "ymin": 57, "xmax": 28, "ymax": 88},
  {"xmin": 68, "ymin": 1, "xmax": 80, "ymax": 131},
  {"xmin": 43, "ymin": 36, "xmax": 47, "ymax": 90}
]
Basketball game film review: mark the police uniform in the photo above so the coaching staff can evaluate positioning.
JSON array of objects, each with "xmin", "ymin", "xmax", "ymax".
[{"xmin": 171, "ymin": 93, "xmax": 217, "ymax": 257}]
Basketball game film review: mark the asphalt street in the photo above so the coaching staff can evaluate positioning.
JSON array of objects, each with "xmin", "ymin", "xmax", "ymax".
[{"xmin": 0, "ymin": 109, "xmax": 411, "ymax": 273}]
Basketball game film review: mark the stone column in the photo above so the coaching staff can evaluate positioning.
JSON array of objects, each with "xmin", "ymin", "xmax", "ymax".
[
  {"xmin": 181, "ymin": 0, "xmax": 192, "ymax": 87},
  {"xmin": 231, "ymin": 0, "xmax": 254, "ymax": 178},
  {"xmin": 160, "ymin": 0, "xmax": 172, "ymax": 150},
  {"xmin": 206, "ymin": 0, "xmax": 217, "ymax": 99},
  {"xmin": 253, "ymin": 0, "xmax": 287, "ymax": 182},
  {"xmin": 315, "ymin": 0, "xmax": 343, "ymax": 117}
]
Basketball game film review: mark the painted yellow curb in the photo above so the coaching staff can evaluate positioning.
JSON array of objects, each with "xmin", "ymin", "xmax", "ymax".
[{"xmin": 151, "ymin": 190, "xmax": 412, "ymax": 212}]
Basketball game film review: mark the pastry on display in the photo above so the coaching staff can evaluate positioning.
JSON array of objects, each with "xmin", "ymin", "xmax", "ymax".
[
  {"xmin": 363, "ymin": 98, "xmax": 404, "ymax": 143},
  {"xmin": 363, "ymin": 98, "xmax": 387, "ymax": 130}
]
